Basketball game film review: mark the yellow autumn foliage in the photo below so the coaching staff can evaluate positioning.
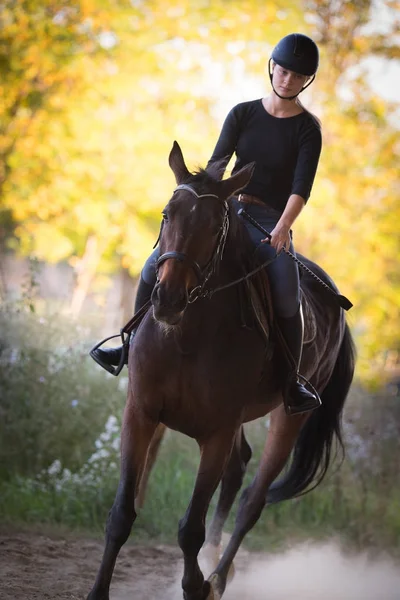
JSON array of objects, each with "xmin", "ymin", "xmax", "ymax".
[{"xmin": 1, "ymin": 0, "xmax": 399, "ymax": 385}]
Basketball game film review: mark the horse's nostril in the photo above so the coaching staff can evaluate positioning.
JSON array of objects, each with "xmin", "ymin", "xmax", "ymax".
[
  {"xmin": 152, "ymin": 282, "xmax": 188, "ymax": 322},
  {"xmin": 151, "ymin": 284, "xmax": 161, "ymax": 304}
]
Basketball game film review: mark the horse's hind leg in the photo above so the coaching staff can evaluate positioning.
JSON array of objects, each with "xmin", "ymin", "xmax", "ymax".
[
  {"xmin": 87, "ymin": 402, "xmax": 158, "ymax": 600},
  {"xmin": 203, "ymin": 427, "xmax": 252, "ymax": 566},
  {"xmin": 209, "ymin": 406, "xmax": 307, "ymax": 598},
  {"xmin": 135, "ymin": 423, "xmax": 166, "ymax": 509},
  {"xmin": 179, "ymin": 428, "xmax": 236, "ymax": 600}
]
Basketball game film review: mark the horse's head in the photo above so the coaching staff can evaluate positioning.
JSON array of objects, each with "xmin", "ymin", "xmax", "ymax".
[{"xmin": 152, "ymin": 141, "xmax": 254, "ymax": 326}]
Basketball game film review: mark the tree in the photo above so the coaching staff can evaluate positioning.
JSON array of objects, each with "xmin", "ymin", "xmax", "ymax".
[
  {"xmin": 2, "ymin": 0, "xmax": 299, "ymax": 313},
  {"xmin": 0, "ymin": 0, "xmax": 110, "ymax": 256},
  {"xmin": 295, "ymin": 0, "xmax": 400, "ymax": 382},
  {"xmin": 2, "ymin": 0, "xmax": 399, "ymax": 383}
]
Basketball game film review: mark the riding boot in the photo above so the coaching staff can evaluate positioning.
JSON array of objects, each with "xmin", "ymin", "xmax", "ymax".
[
  {"xmin": 277, "ymin": 307, "xmax": 321, "ymax": 415},
  {"xmin": 91, "ymin": 276, "xmax": 154, "ymax": 369}
]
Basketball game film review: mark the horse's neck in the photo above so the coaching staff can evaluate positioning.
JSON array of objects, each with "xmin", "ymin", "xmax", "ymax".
[{"xmin": 218, "ymin": 235, "xmax": 250, "ymax": 281}]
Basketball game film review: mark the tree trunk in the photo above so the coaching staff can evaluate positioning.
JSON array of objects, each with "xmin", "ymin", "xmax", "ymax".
[
  {"xmin": 69, "ymin": 235, "xmax": 101, "ymax": 317},
  {"xmin": 118, "ymin": 267, "xmax": 137, "ymax": 326}
]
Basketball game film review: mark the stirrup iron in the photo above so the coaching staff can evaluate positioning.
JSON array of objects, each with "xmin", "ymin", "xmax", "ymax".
[{"xmin": 89, "ymin": 330, "xmax": 130, "ymax": 376}]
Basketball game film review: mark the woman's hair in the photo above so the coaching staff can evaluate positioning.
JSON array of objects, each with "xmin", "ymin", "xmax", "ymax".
[{"xmin": 295, "ymin": 97, "xmax": 322, "ymax": 130}]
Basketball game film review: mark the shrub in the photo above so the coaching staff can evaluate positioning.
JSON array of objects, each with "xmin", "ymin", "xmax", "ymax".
[{"xmin": 0, "ymin": 303, "xmax": 127, "ymax": 480}]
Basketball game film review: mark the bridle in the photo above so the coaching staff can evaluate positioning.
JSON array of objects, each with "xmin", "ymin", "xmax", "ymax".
[{"xmin": 156, "ymin": 184, "xmax": 230, "ymax": 303}]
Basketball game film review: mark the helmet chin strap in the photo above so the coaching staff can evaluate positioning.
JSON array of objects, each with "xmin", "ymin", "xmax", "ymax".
[
  {"xmin": 268, "ymin": 59, "xmax": 315, "ymax": 101},
  {"xmin": 272, "ymin": 86, "xmax": 300, "ymax": 101}
]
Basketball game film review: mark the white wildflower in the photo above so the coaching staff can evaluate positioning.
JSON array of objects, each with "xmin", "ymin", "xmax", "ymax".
[{"xmin": 48, "ymin": 460, "xmax": 62, "ymax": 476}]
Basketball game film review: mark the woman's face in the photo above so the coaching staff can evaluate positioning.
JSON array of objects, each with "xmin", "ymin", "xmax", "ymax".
[{"xmin": 272, "ymin": 63, "xmax": 308, "ymax": 98}]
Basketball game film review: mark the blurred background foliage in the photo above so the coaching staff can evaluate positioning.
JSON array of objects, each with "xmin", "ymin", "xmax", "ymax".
[
  {"xmin": 0, "ymin": 0, "xmax": 399, "ymax": 382},
  {"xmin": 0, "ymin": 0, "xmax": 400, "ymax": 551}
]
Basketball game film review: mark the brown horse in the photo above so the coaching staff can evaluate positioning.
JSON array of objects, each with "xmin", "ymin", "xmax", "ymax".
[{"xmin": 87, "ymin": 142, "xmax": 355, "ymax": 600}]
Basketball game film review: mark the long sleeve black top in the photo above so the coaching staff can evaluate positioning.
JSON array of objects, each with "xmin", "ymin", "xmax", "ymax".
[{"xmin": 207, "ymin": 99, "xmax": 322, "ymax": 214}]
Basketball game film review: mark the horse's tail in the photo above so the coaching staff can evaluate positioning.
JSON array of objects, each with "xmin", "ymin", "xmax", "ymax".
[{"xmin": 266, "ymin": 321, "xmax": 356, "ymax": 504}]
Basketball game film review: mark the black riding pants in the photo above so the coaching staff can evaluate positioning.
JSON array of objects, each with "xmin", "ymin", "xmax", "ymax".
[{"xmin": 232, "ymin": 199, "xmax": 300, "ymax": 318}]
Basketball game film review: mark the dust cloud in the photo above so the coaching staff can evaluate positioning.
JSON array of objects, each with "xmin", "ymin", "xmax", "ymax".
[{"xmin": 159, "ymin": 541, "xmax": 400, "ymax": 600}]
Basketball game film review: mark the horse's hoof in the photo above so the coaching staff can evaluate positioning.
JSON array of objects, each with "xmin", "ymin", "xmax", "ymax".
[
  {"xmin": 207, "ymin": 574, "xmax": 222, "ymax": 600},
  {"xmin": 200, "ymin": 544, "xmax": 235, "ymax": 585}
]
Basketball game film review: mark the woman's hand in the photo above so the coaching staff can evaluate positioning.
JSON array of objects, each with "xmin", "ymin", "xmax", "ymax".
[
  {"xmin": 260, "ymin": 195, "xmax": 304, "ymax": 253},
  {"xmin": 262, "ymin": 223, "xmax": 291, "ymax": 254}
]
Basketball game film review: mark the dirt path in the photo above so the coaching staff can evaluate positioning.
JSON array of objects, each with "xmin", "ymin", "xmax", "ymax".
[
  {"xmin": 2, "ymin": 527, "xmax": 400, "ymax": 600},
  {"xmin": 0, "ymin": 527, "xmax": 253, "ymax": 600},
  {"xmin": 0, "ymin": 527, "xmax": 184, "ymax": 599}
]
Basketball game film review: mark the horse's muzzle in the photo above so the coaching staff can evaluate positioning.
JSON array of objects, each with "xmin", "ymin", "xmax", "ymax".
[{"xmin": 151, "ymin": 282, "xmax": 187, "ymax": 325}]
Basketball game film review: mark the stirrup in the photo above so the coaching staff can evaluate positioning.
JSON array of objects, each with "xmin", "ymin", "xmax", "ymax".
[
  {"xmin": 89, "ymin": 330, "xmax": 129, "ymax": 376},
  {"xmin": 285, "ymin": 394, "xmax": 321, "ymax": 415},
  {"xmin": 284, "ymin": 374, "xmax": 322, "ymax": 416}
]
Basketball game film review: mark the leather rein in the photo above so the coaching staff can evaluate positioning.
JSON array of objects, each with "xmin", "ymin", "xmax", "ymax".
[{"xmin": 156, "ymin": 184, "xmax": 274, "ymax": 303}]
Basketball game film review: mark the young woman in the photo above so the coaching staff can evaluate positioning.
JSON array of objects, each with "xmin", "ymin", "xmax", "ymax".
[{"xmin": 92, "ymin": 33, "xmax": 322, "ymax": 415}]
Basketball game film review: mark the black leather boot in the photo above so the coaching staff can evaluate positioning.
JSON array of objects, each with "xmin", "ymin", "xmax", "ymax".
[
  {"xmin": 91, "ymin": 276, "xmax": 154, "ymax": 371},
  {"xmin": 277, "ymin": 308, "xmax": 321, "ymax": 415}
]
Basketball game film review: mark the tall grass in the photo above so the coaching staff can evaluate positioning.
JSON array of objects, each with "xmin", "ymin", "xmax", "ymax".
[
  {"xmin": 0, "ymin": 306, "xmax": 126, "ymax": 479},
  {"xmin": 1, "ymin": 299, "xmax": 399, "ymax": 555}
]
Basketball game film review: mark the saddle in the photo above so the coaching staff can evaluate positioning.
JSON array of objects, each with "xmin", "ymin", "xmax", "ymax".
[
  {"xmin": 240, "ymin": 268, "xmax": 273, "ymax": 346},
  {"xmin": 244, "ymin": 276, "xmax": 317, "ymax": 356}
]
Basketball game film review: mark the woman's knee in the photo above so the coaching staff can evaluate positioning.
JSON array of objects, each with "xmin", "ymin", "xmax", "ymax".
[
  {"xmin": 141, "ymin": 249, "xmax": 159, "ymax": 286},
  {"xmin": 266, "ymin": 255, "xmax": 300, "ymax": 318},
  {"xmin": 273, "ymin": 296, "xmax": 300, "ymax": 319}
]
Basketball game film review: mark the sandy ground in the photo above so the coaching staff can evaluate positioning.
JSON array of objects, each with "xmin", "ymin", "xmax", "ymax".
[
  {"xmin": 1, "ymin": 527, "xmax": 400, "ymax": 600},
  {"xmin": 0, "ymin": 527, "xmax": 186, "ymax": 600}
]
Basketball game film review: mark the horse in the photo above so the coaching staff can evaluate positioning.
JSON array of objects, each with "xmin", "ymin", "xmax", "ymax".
[{"xmin": 87, "ymin": 141, "xmax": 356, "ymax": 600}]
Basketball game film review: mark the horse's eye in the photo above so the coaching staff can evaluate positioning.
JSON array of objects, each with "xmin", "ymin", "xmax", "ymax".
[{"xmin": 162, "ymin": 211, "xmax": 168, "ymax": 221}]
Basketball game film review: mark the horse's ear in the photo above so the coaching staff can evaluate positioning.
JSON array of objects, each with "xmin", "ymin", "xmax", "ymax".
[
  {"xmin": 218, "ymin": 162, "xmax": 255, "ymax": 199},
  {"xmin": 169, "ymin": 141, "xmax": 191, "ymax": 184}
]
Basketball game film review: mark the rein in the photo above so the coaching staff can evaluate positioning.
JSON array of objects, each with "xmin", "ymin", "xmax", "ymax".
[
  {"xmin": 157, "ymin": 184, "xmax": 279, "ymax": 303},
  {"xmin": 155, "ymin": 184, "xmax": 353, "ymax": 312},
  {"xmin": 157, "ymin": 183, "xmax": 276, "ymax": 303},
  {"xmin": 190, "ymin": 256, "xmax": 275, "ymax": 301}
]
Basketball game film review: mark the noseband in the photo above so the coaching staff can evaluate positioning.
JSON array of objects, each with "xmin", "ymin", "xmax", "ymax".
[{"xmin": 156, "ymin": 184, "xmax": 230, "ymax": 303}]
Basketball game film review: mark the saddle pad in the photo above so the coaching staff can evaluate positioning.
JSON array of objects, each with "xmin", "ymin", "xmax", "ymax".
[{"xmin": 301, "ymin": 290, "xmax": 317, "ymax": 345}]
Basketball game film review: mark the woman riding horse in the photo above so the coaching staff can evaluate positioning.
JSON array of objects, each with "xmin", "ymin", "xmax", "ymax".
[
  {"xmin": 92, "ymin": 33, "xmax": 323, "ymax": 416},
  {"xmin": 87, "ymin": 140, "xmax": 355, "ymax": 600}
]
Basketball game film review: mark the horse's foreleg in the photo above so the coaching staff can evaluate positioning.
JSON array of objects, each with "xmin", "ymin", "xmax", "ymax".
[
  {"xmin": 179, "ymin": 428, "xmax": 236, "ymax": 600},
  {"xmin": 209, "ymin": 406, "xmax": 307, "ymax": 597},
  {"xmin": 87, "ymin": 402, "xmax": 158, "ymax": 600},
  {"xmin": 204, "ymin": 426, "xmax": 252, "ymax": 562}
]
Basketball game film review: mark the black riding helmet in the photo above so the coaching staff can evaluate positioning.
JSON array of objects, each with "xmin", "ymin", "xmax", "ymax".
[
  {"xmin": 272, "ymin": 33, "xmax": 319, "ymax": 76},
  {"xmin": 269, "ymin": 33, "xmax": 319, "ymax": 100}
]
